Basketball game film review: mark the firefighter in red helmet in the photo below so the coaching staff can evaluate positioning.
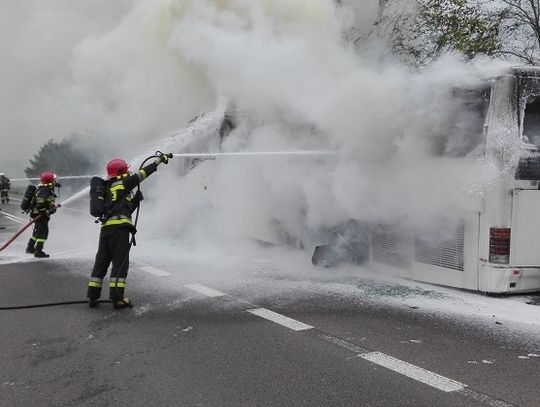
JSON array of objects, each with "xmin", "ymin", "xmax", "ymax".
[
  {"xmin": 26, "ymin": 171, "xmax": 59, "ymax": 258},
  {"xmin": 87, "ymin": 154, "xmax": 171, "ymax": 309}
]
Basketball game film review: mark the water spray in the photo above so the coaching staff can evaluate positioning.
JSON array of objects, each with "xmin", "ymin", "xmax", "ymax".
[
  {"xmin": 171, "ymin": 150, "xmax": 336, "ymax": 159},
  {"xmin": 60, "ymin": 187, "xmax": 91, "ymax": 207},
  {"xmin": 9, "ymin": 175, "xmax": 96, "ymax": 183},
  {"xmin": 60, "ymin": 150, "xmax": 335, "ymax": 207},
  {"xmin": 6, "ymin": 175, "xmax": 98, "ymax": 208}
]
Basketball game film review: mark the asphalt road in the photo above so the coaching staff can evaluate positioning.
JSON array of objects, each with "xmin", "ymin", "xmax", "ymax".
[{"xmin": 0, "ymin": 203, "xmax": 539, "ymax": 407}]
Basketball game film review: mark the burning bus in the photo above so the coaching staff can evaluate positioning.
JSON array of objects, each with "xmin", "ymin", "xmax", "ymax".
[{"xmin": 169, "ymin": 66, "xmax": 540, "ymax": 295}]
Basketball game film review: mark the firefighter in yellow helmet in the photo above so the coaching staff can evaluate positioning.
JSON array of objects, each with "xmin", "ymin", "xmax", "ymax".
[{"xmin": 87, "ymin": 154, "xmax": 170, "ymax": 309}]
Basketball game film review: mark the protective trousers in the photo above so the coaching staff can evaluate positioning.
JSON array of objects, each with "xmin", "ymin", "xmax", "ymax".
[
  {"xmin": 87, "ymin": 227, "xmax": 131, "ymax": 302},
  {"xmin": 28, "ymin": 216, "xmax": 49, "ymax": 252}
]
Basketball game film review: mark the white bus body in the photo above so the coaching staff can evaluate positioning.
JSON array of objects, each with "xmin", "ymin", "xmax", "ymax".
[
  {"xmin": 369, "ymin": 67, "xmax": 540, "ymax": 294},
  {"xmin": 173, "ymin": 68, "xmax": 540, "ymax": 295}
]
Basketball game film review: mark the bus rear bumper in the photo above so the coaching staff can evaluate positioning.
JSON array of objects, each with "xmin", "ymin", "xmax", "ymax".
[{"xmin": 479, "ymin": 264, "xmax": 540, "ymax": 293}]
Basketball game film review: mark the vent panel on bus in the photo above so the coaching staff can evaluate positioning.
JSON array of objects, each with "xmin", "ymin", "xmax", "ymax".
[
  {"xmin": 414, "ymin": 220, "xmax": 465, "ymax": 271},
  {"xmin": 371, "ymin": 226, "xmax": 412, "ymax": 268}
]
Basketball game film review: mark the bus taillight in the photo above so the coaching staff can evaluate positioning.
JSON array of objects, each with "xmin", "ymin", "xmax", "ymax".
[{"xmin": 489, "ymin": 228, "xmax": 511, "ymax": 264}]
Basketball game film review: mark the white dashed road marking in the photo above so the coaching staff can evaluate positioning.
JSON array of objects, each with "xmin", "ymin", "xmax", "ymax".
[
  {"xmin": 319, "ymin": 334, "xmax": 516, "ymax": 407},
  {"xmin": 183, "ymin": 284, "xmax": 226, "ymax": 297},
  {"xmin": 361, "ymin": 352, "xmax": 466, "ymax": 392},
  {"xmin": 247, "ymin": 308, "xmax": 313, "ymax": 331},
  {"xmin": 139, "ymin": 265, "xmax": 171, "ymax": 276}
]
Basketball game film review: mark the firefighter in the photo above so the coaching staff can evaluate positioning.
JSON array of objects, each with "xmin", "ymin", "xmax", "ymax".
[
  {"xmin": 0, "ymin": 173, "xmax": 10, "ymax": 203},
  {"xmin": 87, "ymin": 154, "xmax": 170, "ymax": 309},
  {"xmin": 26, "ymin": 171, "xmax": 58, "ymax": 258}
]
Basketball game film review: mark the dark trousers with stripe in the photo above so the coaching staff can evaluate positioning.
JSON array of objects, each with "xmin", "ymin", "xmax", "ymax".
[
  {"xmin": 28, "ymin": 216, "xmax": 49, "ymax": 251},
  {"xmin": 87, "ymin": 226, "xmax": 132, "ymax": 301}
]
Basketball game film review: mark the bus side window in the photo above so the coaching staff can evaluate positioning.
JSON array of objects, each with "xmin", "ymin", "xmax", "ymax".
[
  {"xmin": 522, "ymin": 96, "xmax": 540, "ymax": 146},
  {"xmin": 440, "ymin": 87, "xmax": 490, "ymax": 158}
]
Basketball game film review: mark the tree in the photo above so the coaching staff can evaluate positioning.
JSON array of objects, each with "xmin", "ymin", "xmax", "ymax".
[
  {"xmin": 421, "ymin": 0, "xmax": 501, "ymax": 58},
  {"xmin": 498, "ymin": 0, "xmax": 540, "ymax": 64},
  {"xmin": 379, "ymin": 0, "xmax": 503, "ymax": 66},
  {"xmin": 374, "ymin": 0, "xmax": 540, "ymax": 66},
  {"xmin": 25, "ymin": 136, "xmax": 96, "ymax": 179}
]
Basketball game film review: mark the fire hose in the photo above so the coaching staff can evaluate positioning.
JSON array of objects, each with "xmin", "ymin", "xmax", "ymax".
[
  {"xmin": 0, "ymin": 203, "xmax": 64, "ymax": 252},
  {"xmin": 0, "ymin": 214, "xmax": 42, "ymax": 252}
]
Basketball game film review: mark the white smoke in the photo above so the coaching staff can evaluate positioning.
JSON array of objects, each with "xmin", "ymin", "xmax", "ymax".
[
  {"xmin": 0, "ymin": 0, "xmax": 215, "ymax": 176},
  {"xmin": 156, "ymin": 0, "xmax": 511, "ymax": 242},
  {"xmin": 0, "ymin": 1, "xmax": 134, "ymax": 175},
  {"xmin": 0, "ymin": 0, "xmax": 515, "ymax": 252}
]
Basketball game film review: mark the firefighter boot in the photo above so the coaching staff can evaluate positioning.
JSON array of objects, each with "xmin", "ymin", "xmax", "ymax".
[
  {"xmin": 112, "ymin": 297, "xmax": 133, "ymax": 310},
  {"xmin": 34, "ymin": 242, "xmax": 50, "ymax": 258},
  {"xmin": 87, "ymin": 284, "xmax": 102, "ymax": 308},
  {"xmin": 110, "ymin": 282, "xmax": 132, "ymax": 309},
  {"xmin": 25, "ymin": 239, "xmax": 35, "ymax": 254}
]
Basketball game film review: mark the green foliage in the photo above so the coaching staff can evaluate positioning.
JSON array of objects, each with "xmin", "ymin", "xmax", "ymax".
[
  {"xmin": 24, "ymin": 137, "xmax": 95, "ymax": 178},
  {"xmin": 416, "ymin": 0, "xmax": 504, "ymax": 59},
  {"xmin": 380, "ymin": 0, "xmax": 505, "ymax": 66},
  {"xmin": 420, "ymin": 0, "xmax": 502, "ymax": 58},
  {"xmin": 350, "ymin": 0, "xmax": 540, "ymax": 65}
]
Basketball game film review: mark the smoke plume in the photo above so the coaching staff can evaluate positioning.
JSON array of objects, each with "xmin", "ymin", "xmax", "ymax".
[{"xmin": 0, "ymin": 0, "xmax": 513, "ymax": 250}]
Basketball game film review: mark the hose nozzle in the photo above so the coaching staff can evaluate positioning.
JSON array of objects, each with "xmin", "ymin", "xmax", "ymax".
[{"xmin": 153, "ymin": 151, "xmax": 173, "ymax": 165}]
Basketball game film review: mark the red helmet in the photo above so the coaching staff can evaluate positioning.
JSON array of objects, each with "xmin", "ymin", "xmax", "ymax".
[
  {"xmin": 107, "ymin": 159, "xmax": 129, "ymax": 178},
  {"xmin": 40, "ymin": 171, "xmax": 57, "ymax": 184}
]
